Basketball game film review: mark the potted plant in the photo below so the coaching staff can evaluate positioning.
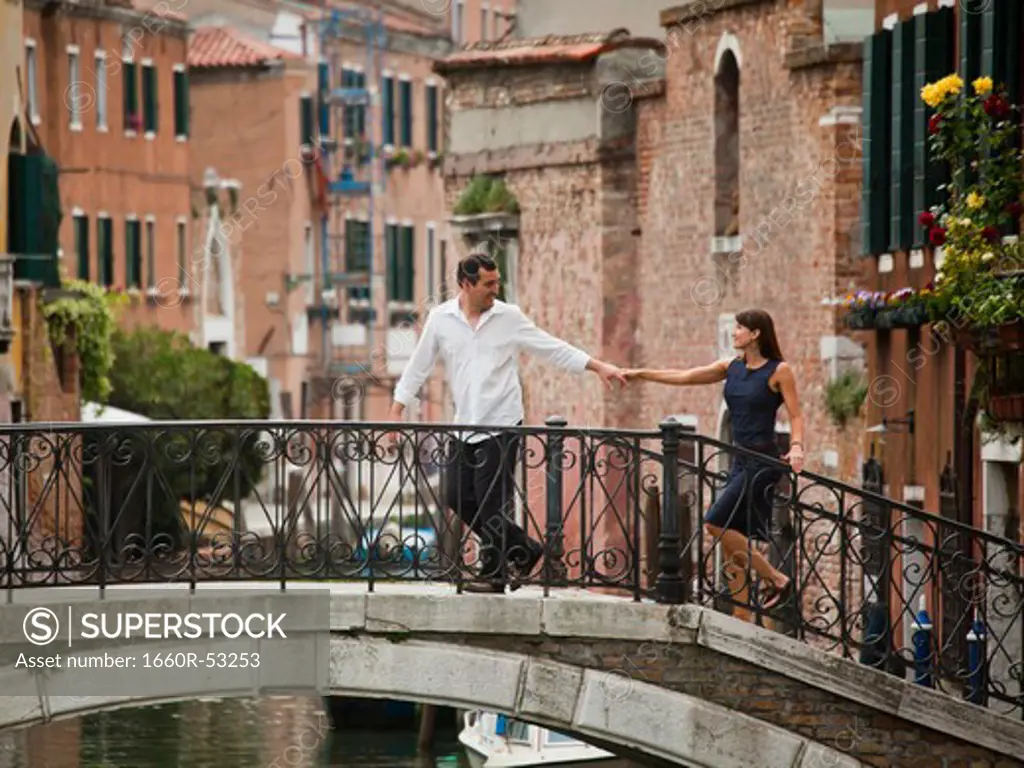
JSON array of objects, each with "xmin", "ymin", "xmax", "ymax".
[{"xmin": 919, "ymin": 74, "xmax": 1024, "ymax": 341}]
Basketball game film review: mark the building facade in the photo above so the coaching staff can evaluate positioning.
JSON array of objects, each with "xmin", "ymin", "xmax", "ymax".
[
  {"xmin": 22, "ymin": 0, "xmax": 193, "ymax": 336},
  {"xmin": 855, "ymin": 0, "xmax": 1023, "ymax": 545}
]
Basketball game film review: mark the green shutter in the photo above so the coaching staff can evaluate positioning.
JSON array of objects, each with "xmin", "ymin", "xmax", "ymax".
[
  {"xmin": 99, "ymin": 218, "xmax": 113, "ymax": 286},
  {"xmin": 982, "ymin": 0, "xmax": 1022, "ymax": 104},
  {"xmin": 76, "ymin": 216, "xmax": 90, "ymax": 280},
  {"xmin": 890, "ymin": 21, "xmax": 916, "ymax": 251},
  {"xmin": 142, "ymin": 65, "xmax": 157, "ymax": 133},
  {"xmin": 173, "ymin": 70, "xmax": 189, "ymax": 137},
  {"xmin": 300, "ymin": 95, "xmax": 313, "ymax": 145},
  {"xmin": 960, "ymin": 0, "xmax": 983, "ymax": 86},
  {"xmin": 356, "ymin": 72, "xmax": 367, "ymax": 136},
  {"xmin": 7, "ymin": 154, "xmax": 61, "ymax": 287},
  {"xmin": 862, "ymin": 30, "xmax": 893, "ymax": 256},
  {"xmin": 124, "ymin": 62, "xmax": 138, "ymax": 130},
  {"xmin": 383, "ymin": 77, "xmax": 394, "ymax": 146},
  {"xmin": 913, "ymin": 8, "xmax": 955, "ymax": 246},
  {"xmin": 386, "ymin": 224, "xmax": 397, "ymax": 300},
  {"xmin": 427, "ymin": 85, "xmax": 438, "ymax": 154},
  {"xmin": 400, "ymin": 81, "xmax": 412, "ymax": 148},
  {"xmin": 400, "ymin": 225, "xmax": 415, "ymax": 301}
]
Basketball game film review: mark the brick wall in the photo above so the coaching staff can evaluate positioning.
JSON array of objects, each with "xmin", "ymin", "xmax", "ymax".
[
  {"xmin": 13, "ymin": 285, "xmax": 84, "ymax": 567},
  {"xmin": 432, "ymin": 632, "xmax": 1022, "ymax": 768},
  {"xmin": 23, "ymin": 0, "xmax": 194, "ymax": 338}
]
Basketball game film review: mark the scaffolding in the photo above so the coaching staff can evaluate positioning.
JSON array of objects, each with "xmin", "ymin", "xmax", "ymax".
[{"xmin": 303, "ymin": 5, "xmax": 389, "ymax": 387}]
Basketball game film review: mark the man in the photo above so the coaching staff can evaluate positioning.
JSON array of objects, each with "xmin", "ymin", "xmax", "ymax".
[{"xmin": 388, "ymin": 252, "xmax": 627, "ymax": 593}]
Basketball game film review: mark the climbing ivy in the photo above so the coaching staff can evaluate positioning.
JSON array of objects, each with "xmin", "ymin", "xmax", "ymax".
[{"xmin": 42, "ymin": 279, "xmax": 126, "ymax": 403}]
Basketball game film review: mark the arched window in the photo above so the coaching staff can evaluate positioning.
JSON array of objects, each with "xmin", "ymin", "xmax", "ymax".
[{"xmin": 713, "ymin": 50, "xmax": 740, "ymax": 239}]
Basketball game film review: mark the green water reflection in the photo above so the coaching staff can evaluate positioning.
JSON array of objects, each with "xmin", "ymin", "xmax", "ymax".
[{"xmin": 0, "ymin": 697, "xmax": 471, "ymax": 768}]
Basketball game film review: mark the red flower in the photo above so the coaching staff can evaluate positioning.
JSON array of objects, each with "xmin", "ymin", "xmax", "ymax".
[
  {"xmin": 983, "ymin": 225, "xmax": 1001, "ymax": 243},
  {"xmin": 929, "ymin": 227, "xmax": 947, "ymax": 246},
  {"xmin": 928, "ymin": 114, "xmax": 942, "ymax": 134},
  {"xmin": 1007, "ymin": 201, "xmax": 1024, "ymax": 219},
  {"xmin": 918, "ymin": 211, "xmax": 935, "ymax": 228},
  {"xmin": 983, "ymin": 94, "xmax": 1010, "ymax": 118}
]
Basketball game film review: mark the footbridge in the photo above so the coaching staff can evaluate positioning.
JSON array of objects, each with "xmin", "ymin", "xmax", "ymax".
[{"xmin": 0, "ymin": 419, "xmax": 1021, "ymax": 767}]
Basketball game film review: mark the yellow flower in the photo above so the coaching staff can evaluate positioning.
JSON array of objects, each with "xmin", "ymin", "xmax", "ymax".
[
  {"xmin": 966, "ymin": 191, "xmax": 985, "ymax": 209},
  {"xmin": 922, "ymin": 74, "xmax": 965, "ymax": 106},
  {"xmin": 982, "ymin": 251, "xmax": 995, "ymax": 262},
  {"xmin": 973, "ymin": 76, "xmax": 993, "ymax": 95}
]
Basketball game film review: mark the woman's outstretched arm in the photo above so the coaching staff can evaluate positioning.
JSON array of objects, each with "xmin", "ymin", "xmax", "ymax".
[{"xmin": 625, "ymin": 359, "xmax": 731, "ymax": 386}]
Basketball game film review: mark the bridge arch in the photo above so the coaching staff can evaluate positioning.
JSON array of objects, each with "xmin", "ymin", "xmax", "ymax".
[{"xmin": 0, "ymin": 634, "xmax": 853, "ymax": 768}]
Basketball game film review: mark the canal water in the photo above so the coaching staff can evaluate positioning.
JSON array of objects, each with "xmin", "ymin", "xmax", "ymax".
[
  {"xmin": 0, "ymin": 697, "xmax": 641, "ymax": 768},
  {"xmin": 0, "ymin": 697, "xmax": 473, "ymax": 768}
]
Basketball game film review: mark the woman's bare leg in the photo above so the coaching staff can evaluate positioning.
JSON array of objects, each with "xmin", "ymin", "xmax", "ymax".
[{"xmin": 706, "ymin": 523, "xmax": 789, "ymax": 622}]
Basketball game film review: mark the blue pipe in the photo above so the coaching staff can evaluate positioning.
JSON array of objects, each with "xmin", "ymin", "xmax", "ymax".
[{"xmin": 911, "ymin": 597, "xmax": 933, "ymax": 687}]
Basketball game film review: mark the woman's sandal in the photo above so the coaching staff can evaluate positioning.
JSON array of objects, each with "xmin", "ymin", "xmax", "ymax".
[{"xmin": 762, "ymin": 579, "xmax": 793, "ymax": 611}]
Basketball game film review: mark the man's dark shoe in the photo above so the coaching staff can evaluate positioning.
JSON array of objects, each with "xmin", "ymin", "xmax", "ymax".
[
  {"xmin": 463, "ymin": 580, "xmax": 506, "ymax": 594},
  {"xmin": 510, "ymin": 543, "xmax": 544, "ymax": 589}
]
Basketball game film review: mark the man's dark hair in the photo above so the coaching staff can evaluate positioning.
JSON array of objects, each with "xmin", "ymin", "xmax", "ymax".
[{"xmin": 457, "ymin": 253, "xmax": 498, "ymax": 287}]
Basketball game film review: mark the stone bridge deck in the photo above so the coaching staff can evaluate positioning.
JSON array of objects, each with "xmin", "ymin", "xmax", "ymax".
[{"xmin": 0, "ymin": 583, "xmax": 1022, "ymax": 768}]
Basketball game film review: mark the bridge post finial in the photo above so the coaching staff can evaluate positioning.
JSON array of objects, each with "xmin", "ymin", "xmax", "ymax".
[
  {"xmin": 544, "ymin": 416, "xmax": 568, "ymax": 585},
  {"xmin": 656, "ymin": 418, "xmax": 685, "ymax": 604}
]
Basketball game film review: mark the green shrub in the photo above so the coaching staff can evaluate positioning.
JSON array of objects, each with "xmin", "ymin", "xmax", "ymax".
[{"xmin": 825, "ymin": 371, "xmax": 868, "ymax": 428}]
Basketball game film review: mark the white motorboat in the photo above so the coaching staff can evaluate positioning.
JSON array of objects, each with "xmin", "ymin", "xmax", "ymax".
[{"xmin": 458, "ymin": 710, "xmax": 622, "ymax": 768}]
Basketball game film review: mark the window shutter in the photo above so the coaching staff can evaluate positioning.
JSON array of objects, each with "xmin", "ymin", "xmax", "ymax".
[
  {"xmin": 960, "ymin": 0, "xmax": 983, "ymax": 84},
  {"xmin": 383, "ymin": 77, "xmax": 395, "ymax": 146},
  {"xmin": 861, "ymin": 30, "xmax": 893, "ymax": 256},
  {"xmin": 356, "ymin": 72, "xmax": 367, "ymax": 136},
  {"xmin": 142, "ymin": 65, "xmax": 158, "ymax": 133},
  {"xmin": 386, "ymin": 224, "xmax": 398, "ymax": 300},
  {"xmin": 77, "ymin": 216, "xmax": 90, "ymax": 280},
  {"xmin": 173, "ymin": 70, "xmax": 189, "ymax": 137},
  {"xmin": 913, "ymin": 8, "xmax": 955, "ymax": 246},
  {"xmin": 317, "ymin": 62, "xmax": 330, "ymax": 137},
  {"xmin": 124, "ymin": 62, "xmax": 138, "ymax": 130},
  {"xmin": 400, "ymin": 225, "xmax": 415, "ymax": 301},
  {"xmin": 890, "ymin": 21, "xmax": 916, "ymax": 252},
  {"xmin": 300, "ymin": 95, "xmax": 314, "ymax": 146}
]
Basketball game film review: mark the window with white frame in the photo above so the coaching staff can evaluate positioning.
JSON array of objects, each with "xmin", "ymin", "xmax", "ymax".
[
  {"xmin": 426, "ymin": 224, "xmax": 436, "ymax": 300},
  {"xmin": 25, "ymin": 41, "xmax": 39, "ymax": 123},
  {"xmin": 453, "ymin": 1, "xmax": 464, "ymax": 45},
  {"xmin": 176, "ymin": 218, "xmax": 187, "ymax": 283},
  {"xmin": 95, "ymin": 51, "xmax": 107, "ymax": 130},
  {"xmin": 67, "ymin": 46, "xmax": 82, "ymax": 130}
]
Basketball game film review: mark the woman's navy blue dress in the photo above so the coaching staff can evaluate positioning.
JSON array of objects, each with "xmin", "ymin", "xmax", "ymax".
[{"xmin": 705, "ymin": 357, "xmax": 786, "ymax": 541}]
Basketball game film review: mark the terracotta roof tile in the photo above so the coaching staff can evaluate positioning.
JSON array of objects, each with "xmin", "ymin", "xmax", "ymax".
[
  {"xmin": 188, "ymin": 25, "xmax": 302, "ymax": 69},
  {"xmin": 434, "ymin": 29, "xmax": 666, "ymax": 73}
]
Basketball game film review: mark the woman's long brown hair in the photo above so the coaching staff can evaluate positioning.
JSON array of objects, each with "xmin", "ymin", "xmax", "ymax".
[{"xmin": 736, "ymin": 308, "xmax": 785, "ymax": 361}]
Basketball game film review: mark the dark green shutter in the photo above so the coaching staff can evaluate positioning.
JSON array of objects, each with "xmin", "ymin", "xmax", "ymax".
[
  {"xmin": 862, "ymin": 30, "xmax": 893, "ymax": 256},
  {"xmin": 913, "ymin": 8, "xmax": 955, "ymax": 246},
  {"xmin": 890, "ymin": 21, "xmax": 916, "ymax": 251},
  {"xmin": 400, "ymin": 225, "xmax": 414, "ymax": 301},
  {"xmin": 960, "ymin": 0, "xmax": 983, "ymax": 84},
  {"xmin": 7, "ymin": 154, "xmax": 61, "ymax": 287},
  {"xmin": 317, "ymin": 62, "xmax": 330, "ymax": 137},
  {"xmin": 427, "ymin": 85, "xmax": 438, "ymax": 154},
  {"xmin": 124, "ymin": 62, "xmax": 138, "ymax": 130},
  {"xmin": 300, "ymin": 95, "xmax": 314, "ymax": 145},
  {"xmin": 356, "ymin": 72, "xmax": 367, "ymax": 136},
  {"xmin": 142, "ymin": 65, "xmax": 157, "ymax": 133},
  {"xmin": 383, "ymin": 77, "xmax": 394, "ymax": 146},
  {"xmin": 173, "ymin": 70, "xmax": 189, "ymax": 137},
  {"xmin": 400, "ymin": 80, "xmax": 412, "ymax": 147},
  {"xmin": 99, "ymin": 218, "xmax": 113, "ymax": 287},
  {"xmin": 76, "ymin": 216, "xmax": 90, "ymax": 280},
  {"xmin": 386, "ymin": 224, "xmax": 397, "ymax": 300}
]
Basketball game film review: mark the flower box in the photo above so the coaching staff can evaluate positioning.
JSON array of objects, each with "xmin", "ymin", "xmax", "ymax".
[
  {"xmin": 988, "ymin": 393, "xmax": 1024, "ymax": 422},
  {"xmin": 845, "ymin": 307, "xmax": 876, "ymax": 330},
  {"xmin": 890, "ymin": 304, "xmax": 929, "ymax": 328}
]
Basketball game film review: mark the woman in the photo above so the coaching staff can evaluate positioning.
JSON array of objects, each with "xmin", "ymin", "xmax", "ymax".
[{"xmin": 625, "ymin": 309, "xmax": 804, "ymax": 621}]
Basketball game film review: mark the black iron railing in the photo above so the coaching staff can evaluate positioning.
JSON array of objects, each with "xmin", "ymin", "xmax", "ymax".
[{"xmin": 0, "ymin": 418, "xmax": 1020, "ymax": 717}]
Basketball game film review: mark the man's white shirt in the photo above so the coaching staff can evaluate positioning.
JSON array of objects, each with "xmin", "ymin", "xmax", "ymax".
[{"xmin": 393, "ymin": 298, "xmax": 590, "ymax": 442}]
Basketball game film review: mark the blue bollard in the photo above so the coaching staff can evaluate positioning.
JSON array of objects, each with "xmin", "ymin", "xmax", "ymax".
[
  {"xmin": 911, "ymin": 596, "xmax": 934, "ymax": 688},
  {"xmin": 966, "ymin": 616, "xmax": 988, "ymax": 706}
]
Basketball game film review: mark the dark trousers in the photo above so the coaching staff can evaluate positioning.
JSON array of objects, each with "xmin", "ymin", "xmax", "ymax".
[{"xmin": 444, "ymin": 431, "xmax": 540, "ymax": 579}]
